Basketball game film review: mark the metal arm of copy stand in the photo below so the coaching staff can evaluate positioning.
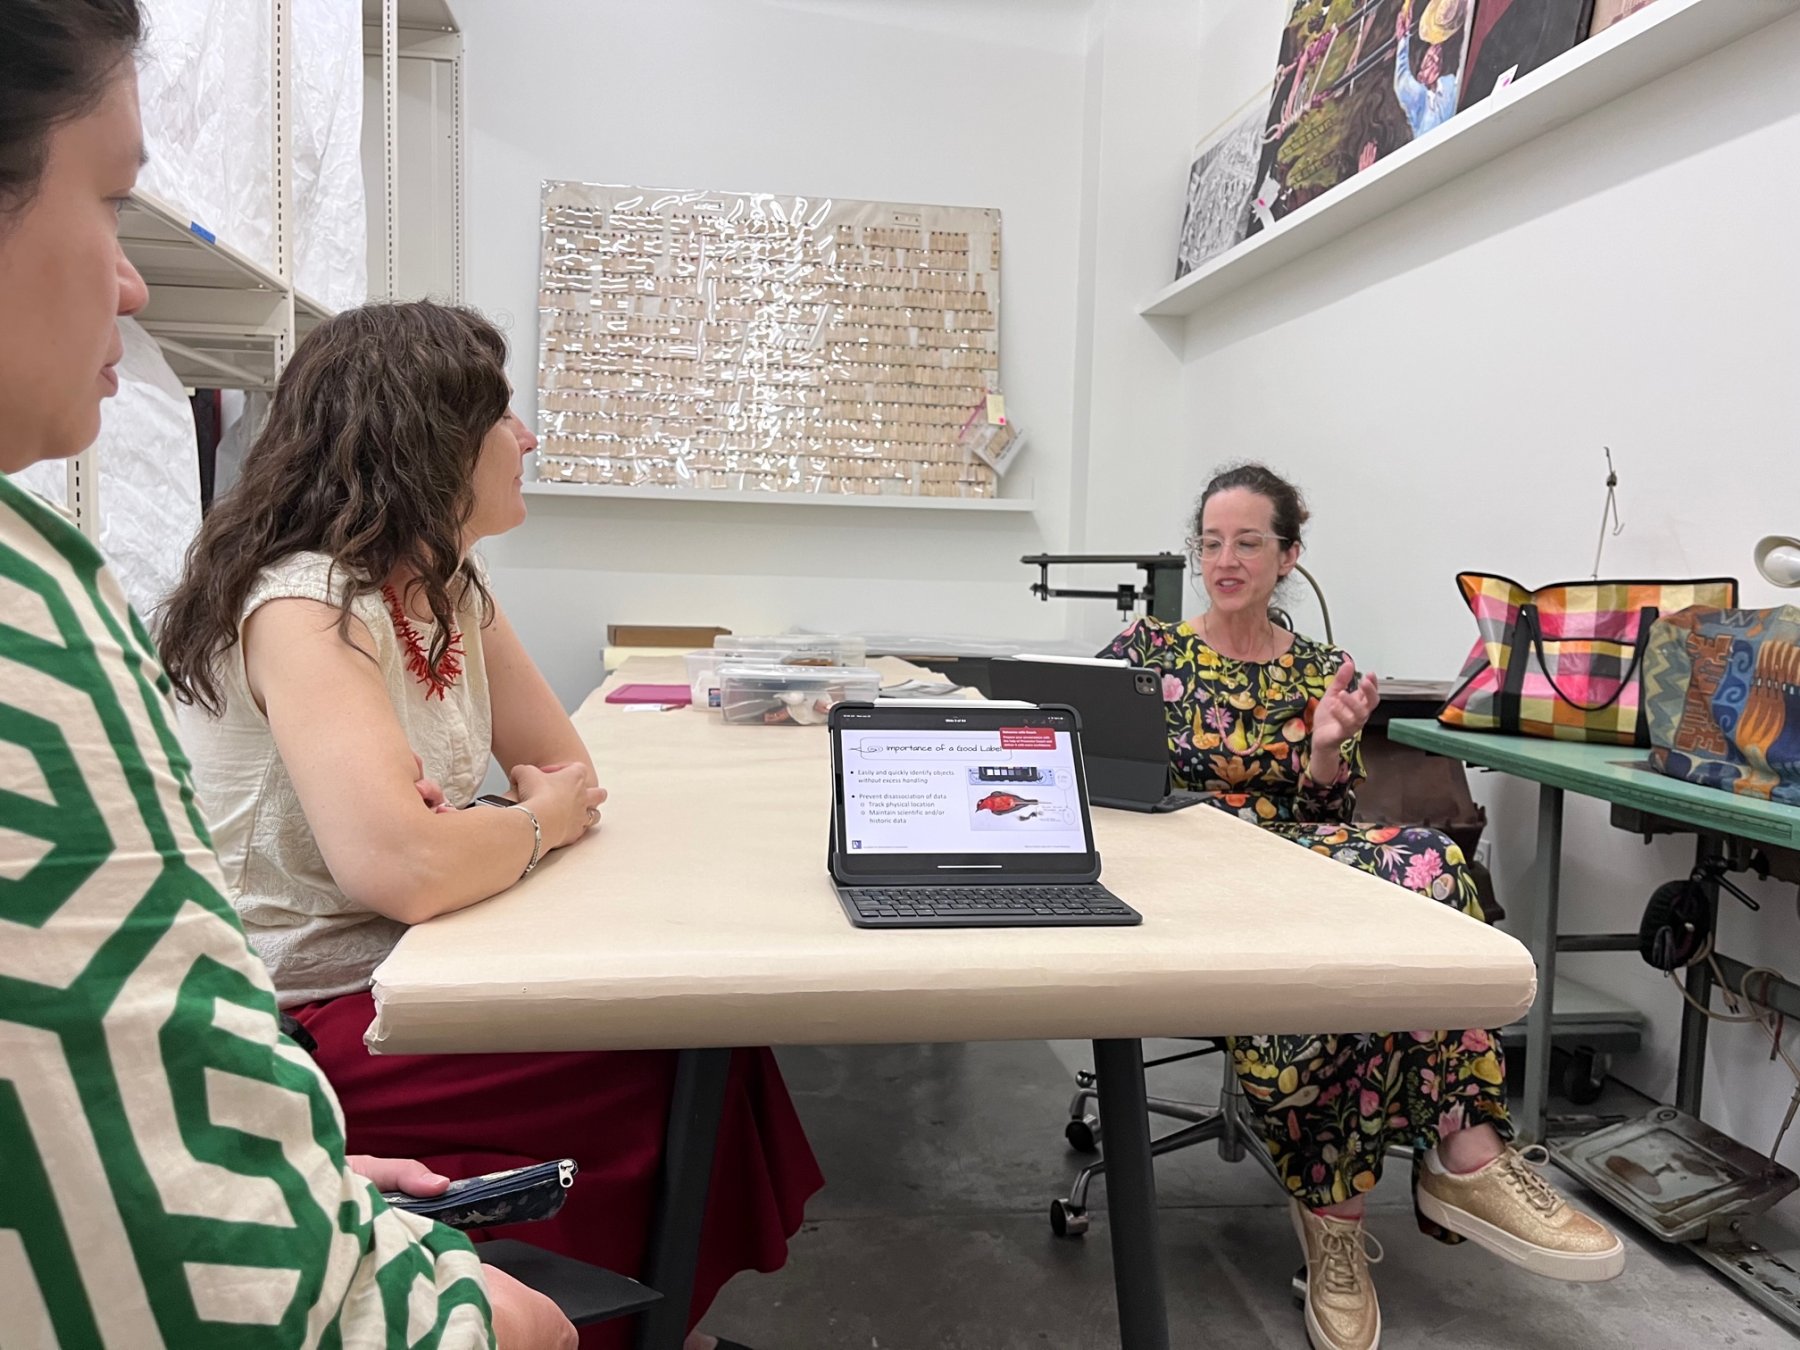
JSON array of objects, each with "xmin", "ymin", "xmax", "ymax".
[
  {"xmin": 1022, "ymin": 552, "xmax": 1335, "ymax": 643},
  {"xmin": 1023, "ymin": 554, "xmax": 1189, "ymax": 624}
]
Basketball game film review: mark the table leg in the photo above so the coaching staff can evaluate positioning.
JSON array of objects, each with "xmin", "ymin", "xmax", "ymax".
[
  {"xmin": 1092, "ymin": 1038, "xmax": 1170, "ymax": 1350},
  {"xmin": 633, "ymin": 1047, "xmax": 732, "ymax": 1350},
  {"xmin": 1520, "ymin": 785, "xmax": 1564, "ymax": 1145},
  {"xmin": 1676, "ymin": 837, "xmax": 1723, "ymax": 1118}
]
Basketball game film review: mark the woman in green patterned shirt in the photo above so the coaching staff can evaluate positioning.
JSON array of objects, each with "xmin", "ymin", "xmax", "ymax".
[{"xmin": 0, "ymin": 2, "xmax": 570, "ymax": 1344}]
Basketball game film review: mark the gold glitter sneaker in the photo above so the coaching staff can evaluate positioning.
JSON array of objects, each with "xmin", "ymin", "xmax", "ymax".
[
  {"xmin": 1416, "ymin": 1143, "xmax": 1625, "ymax": 1282},
  {"xmin": 1290, "ymin": 1202, "xmax": 1383, "ymax": 1350}
]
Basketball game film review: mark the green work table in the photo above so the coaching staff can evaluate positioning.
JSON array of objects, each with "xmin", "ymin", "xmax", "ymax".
[{"xmin": 1387, "ymin": 719, "xmax": 1800, "ymax": 1142}]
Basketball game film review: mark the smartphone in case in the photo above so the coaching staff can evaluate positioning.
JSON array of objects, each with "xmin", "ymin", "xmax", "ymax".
[{"xmin": 382, "ymin": 1158, "xmax": 577, "ymax": 1229}]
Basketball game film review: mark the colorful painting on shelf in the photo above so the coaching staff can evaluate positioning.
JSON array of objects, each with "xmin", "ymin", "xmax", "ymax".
[
  {"xmin": 1249, "ymin": 0, "xmax": 1475, "ymax": 234},
  {"xmin": 1173, "ymin": 89, "xmax": 1271, "ymax": 279},
  {"xmin": 1587, "ymin": 0, "xmax": 1662, "ymax": 37},
  {"xmin": 1458, "ymin": 0, "xmax": 1595, "ymax": 111}
]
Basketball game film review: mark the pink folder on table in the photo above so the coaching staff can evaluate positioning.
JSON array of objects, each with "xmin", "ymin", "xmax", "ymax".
[{"xmin": 604, "ymin": 683, "xmax": 692, "ymax": 706}]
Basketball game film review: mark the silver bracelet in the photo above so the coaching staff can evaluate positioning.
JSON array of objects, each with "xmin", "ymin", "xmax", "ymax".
[{"xmin": 504, "ymin": 802, "xmax": 543, "ymax": 876}]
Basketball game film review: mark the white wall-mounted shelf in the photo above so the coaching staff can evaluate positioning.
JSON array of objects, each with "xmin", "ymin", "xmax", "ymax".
[
  {"xmin": 523, "ymin": 481, "xmax": 1036, "ymax": 513},
  {"xmin": 1140, "ymin": 0, "xmax": 1799, "ymax": 320}
]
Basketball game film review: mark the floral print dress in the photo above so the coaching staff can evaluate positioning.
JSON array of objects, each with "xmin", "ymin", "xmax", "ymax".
[{"xmin": 1099, "ymin": 618, "xmax": 1511, "ymax": 1235}]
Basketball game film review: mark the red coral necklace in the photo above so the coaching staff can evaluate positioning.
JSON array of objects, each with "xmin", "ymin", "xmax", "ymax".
[{"xmin": 382, "ymin": 584, "xmax": 463, "ymax": 700}]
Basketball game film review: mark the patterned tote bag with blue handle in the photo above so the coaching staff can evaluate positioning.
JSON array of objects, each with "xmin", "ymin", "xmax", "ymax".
[{"xmin": 1644, "ymin": 604, "xmax": 1800, "ymax": 805}]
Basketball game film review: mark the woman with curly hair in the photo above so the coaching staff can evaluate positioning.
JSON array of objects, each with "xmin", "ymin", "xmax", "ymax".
[{"xmin": 1099, "ymin": 462, "xmax": 1621, "ymax": 1350}]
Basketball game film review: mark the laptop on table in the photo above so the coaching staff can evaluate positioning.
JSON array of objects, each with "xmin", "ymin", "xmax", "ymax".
[
  {"xmin": 827, "ymin": 701, "xmax": 1141, "ymax": 929},
  {"xmin": 986, "ymin": 658, "xmax": 1205, "ymax": 814}
]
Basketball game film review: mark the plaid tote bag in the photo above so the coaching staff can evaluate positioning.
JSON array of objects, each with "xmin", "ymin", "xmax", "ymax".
[
  {"xmin": 1439, "ymin": 573, "xmax": 1739, "ymax": 745},
  {"xmin": 1644, "ymin": 604, "xmax": 1800, "ymax": 803}
]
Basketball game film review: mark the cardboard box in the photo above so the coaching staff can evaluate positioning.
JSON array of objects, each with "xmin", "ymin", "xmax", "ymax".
[{"xmin": 606, "ymin": 624, "xmax": 731, "ymax": 649}]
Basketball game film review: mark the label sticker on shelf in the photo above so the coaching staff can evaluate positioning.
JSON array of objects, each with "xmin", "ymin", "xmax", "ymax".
[
  {"xmin": 985, "ymin": 393, "xmax": 1006, "ymax": 425},
  {"xmin": 1252, "ymin": 176, "xmax": 1280, "ymax": 230},
  {"xmin": 187, "ymin": 221, "xmax": 216, "ymax": 244},
  {"xmin": 1494, "ymin": 65, "xmax": 1519, "ymax": 94}
]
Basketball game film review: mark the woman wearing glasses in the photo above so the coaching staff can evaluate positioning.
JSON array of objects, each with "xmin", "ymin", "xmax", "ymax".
[{"xmin": 1099, "ymin": 462, "xmax": 1621, "ymax": 1350}]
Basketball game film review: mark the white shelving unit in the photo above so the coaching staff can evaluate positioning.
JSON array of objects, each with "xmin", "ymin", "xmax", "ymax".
[
  {"xmin": 64, "ymin": 0, "xmax": 464, "ymax": 539},
  {"xmin": 294, "ymin": 288, "xmax": 334, "ymax": 341},
  {"xmin": 368, "ymin": 0, "xmax": 458, "ymax": 30},
  {"xmin": 1140, "ymin": 0, "xmax": 1799, "ymax": 325},
  {"xmin": 68, "ymin": 0, "xmax": 332, "ymax": 538},
  {"xmin": 124, "ymin": 188, "xmax": 291, "ymax": 390},
  {"xmin": 521, "ymin": 481, "xmax": 1036, "ymax": 513},
  {"xmin": 363, "ymin": 0, "xmax": 464, "ymax": 302},
  {"xmin": 117, "ymin": 188, "xmax": 288, "ymax": 293}
]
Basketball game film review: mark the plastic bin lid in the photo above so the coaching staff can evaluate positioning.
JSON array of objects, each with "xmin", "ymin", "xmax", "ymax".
[{"xmin": 717, "ymin": 663, "xmax": 881, "ymax": 684}]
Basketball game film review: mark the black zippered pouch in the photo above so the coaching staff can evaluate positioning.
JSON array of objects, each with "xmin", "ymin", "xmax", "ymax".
[{"xmin": 383, "ymin": 1158, "xmax": 577, "ymax": 1230}]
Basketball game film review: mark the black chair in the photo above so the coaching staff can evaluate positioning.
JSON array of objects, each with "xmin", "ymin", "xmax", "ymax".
[
  {"xmin": 1050, "ymin": 1037, "xmax": 1416, "ymax": 1240},
  {"xmin": 279, "ymin": 1012, "xmax": 657, "ymax": 1328},
  {"xmin": 475, "ymin": 1240, "xmax": 661, "ymax": 1328},
  {"xmin": 1049, "ymin": 1038, "xmax": 1271, "ymax": 1237}
]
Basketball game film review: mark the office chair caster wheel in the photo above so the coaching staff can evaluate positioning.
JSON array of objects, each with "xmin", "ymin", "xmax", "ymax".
[
  {"xmin": 1065, "ymin": 1113, "xmax": 1102, "ymax": 1154},
  {"xmin": 1050, "ymin": 1199, "xmax": 1089, "ymax": 1238},
  {"xmin": 1562, "ymin": 1046, "xmax": 1608, "ymax": 1106}
]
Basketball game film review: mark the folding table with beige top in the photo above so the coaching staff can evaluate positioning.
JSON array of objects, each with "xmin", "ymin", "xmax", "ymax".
[{"xmin": 368, "ymin": 657, "xmax": 1537, "ymax": 1350}]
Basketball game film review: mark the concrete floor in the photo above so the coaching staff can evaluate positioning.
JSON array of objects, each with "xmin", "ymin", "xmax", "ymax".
[{"xmin": 704, "ymin": 1040, "xmax": 1800, "ymax": 1349}]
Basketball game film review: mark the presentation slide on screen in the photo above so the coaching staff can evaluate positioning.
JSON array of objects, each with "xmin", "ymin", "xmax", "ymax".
[{"xmin": 839, "ymin": 727, "xmax": 1086, "ymax": 855}]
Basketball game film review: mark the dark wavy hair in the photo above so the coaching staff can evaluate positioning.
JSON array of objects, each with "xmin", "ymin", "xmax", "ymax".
[
  {"xmin": 160, "ymin": 301, "xmax": 512, "ymax": 713},
  {"xmin": 0, "ymin": 0, "xmax": 142, "ymax": 221}
]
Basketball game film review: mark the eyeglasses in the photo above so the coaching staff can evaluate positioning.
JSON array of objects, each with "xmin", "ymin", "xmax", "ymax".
[{"xmin": 1191, "ymin": 533, "xmax": 1289, "ymax": 561}]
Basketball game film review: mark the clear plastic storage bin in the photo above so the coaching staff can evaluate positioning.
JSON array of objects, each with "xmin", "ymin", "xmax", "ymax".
[
  {"xmin": 713, "ymin": 633, "xmax": 868, "ymax": 668},
  {"xmin": 716, "ymin": 664, "xmax": 881, "ymax": 726},
  {"xmin": 684, "ymin": 649, "xmax": 730, "ymax": 711},
  {"xmin": 685, "ymin": 646, "xmax": 805, "ymax": 711}
]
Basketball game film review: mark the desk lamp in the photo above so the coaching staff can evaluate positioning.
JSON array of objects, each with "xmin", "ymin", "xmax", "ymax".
[{"xmin": 1754, "ymin": 536, "xmax": 1800, "ymax": 589}]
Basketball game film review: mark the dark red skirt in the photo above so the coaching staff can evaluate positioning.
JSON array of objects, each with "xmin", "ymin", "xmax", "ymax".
[{"xmin": 294, "ymin": 992, "xmax": 823, "ymax": 1348}]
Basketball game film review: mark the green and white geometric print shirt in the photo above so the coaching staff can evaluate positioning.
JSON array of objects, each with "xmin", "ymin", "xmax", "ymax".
[{"xmin": 0, "ymin": 472, "xmax": 492, "ymax": 1347}]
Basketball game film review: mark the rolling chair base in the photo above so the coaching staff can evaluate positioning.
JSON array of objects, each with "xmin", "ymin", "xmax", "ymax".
[
  {"xmin": 1050, "ymin": 1106, "xmax": 1276, "ymax": 1237},
  {"xmin": 1052, "ymin": 1044, "xmax": 1277, "ymax": 1238},
  {"xmin": 1051, "ymin": 1045, "xmax": 1413, "ymax": 1246}
]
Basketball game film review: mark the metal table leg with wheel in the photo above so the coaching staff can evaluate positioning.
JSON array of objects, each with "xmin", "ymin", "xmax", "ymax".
[{"xmin": 1092, "ymin": 1038, "xmax": 1172, "ymax": 1350}]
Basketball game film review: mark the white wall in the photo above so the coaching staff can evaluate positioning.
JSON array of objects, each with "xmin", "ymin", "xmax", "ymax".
[
  {"xmin": 1082, "ymin": 0, "xmax": 1800, "ymax": 1158},
  {"xmin": 1066, "ymin": 0, "xmax": 1198, "ymax": 573},
  {"xmin": 460, "ymin": 0, "xmax": 1094, "ymax": 707},
  {"xmin": 459, "ymin": 0, "xmax": 1800, "ymax": 1155}
]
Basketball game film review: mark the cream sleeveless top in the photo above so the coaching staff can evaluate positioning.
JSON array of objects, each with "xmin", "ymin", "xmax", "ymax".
[{"xmin": 180, "ymin": 551, "xmax": 493, "ymax": 1007}]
